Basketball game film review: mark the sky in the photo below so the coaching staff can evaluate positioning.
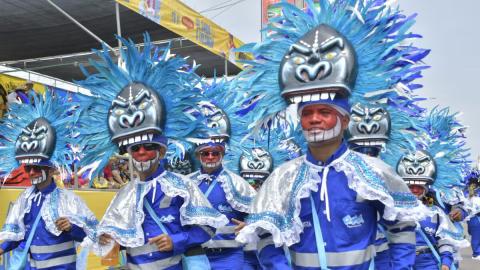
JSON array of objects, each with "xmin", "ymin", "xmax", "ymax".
[{"xmin": 182, "ymin": 0, "xmax": 480, "ymax": 163}]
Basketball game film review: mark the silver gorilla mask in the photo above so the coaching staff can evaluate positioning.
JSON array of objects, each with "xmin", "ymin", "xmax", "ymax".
[
  {"xmin": 280, "ymin": 24, "xmax": 357, "ymax": 103},
  {"xmin": 198, "ymin": 101, "xmax": 231, "ymax": 142},
  {"xmin": 397, "ymin": 150, "xmax": 436, "ymax": 186},
  {"xmin": 15, "ymin": 117, "xmax": 56, "ymax": 165},
  {"xmin": 166, "ymin": 153, "xmax": 194, "ymax": 175},
  {"xmin": 108, "ymin": 82, "xmax": 165, "ymax": 147},
  {"xmin": 239, "ymin": 147, "xmax": 273, "ymax": 182},
  {"xmin": 347, "ymin": 103, "xmax": 391, "ymax": 151}
]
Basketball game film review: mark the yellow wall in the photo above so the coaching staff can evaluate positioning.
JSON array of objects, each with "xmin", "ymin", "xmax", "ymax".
[{"xmin": 0, "ymin": 188, "xmax": 118, "ymax": 269}]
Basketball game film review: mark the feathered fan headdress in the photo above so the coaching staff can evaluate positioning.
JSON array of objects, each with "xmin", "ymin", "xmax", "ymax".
[
  {"xmin": 76, "ymin": 34, "xmax": 204, "ymax": 179},
  {"xmin": 0, "ymin": 91, "xmax": 77, "ymax": 177},
  {"xmin": 232, "ymin": 0, "xmax": 429, "ymax": 137}
]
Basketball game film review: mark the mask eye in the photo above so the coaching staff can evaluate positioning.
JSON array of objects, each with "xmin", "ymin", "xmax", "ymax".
[
  {"xmin": 138, "ymin": 101, "xmax": 149, "ymax": 110},
  {"xmin": 21, "ymin": 136, "xmax": 29, "ymax": 141},
  {"xmin": 351, "ymin": 115, "xmax": 362, "ymax": 122},
  {"xmin": 115, "ymin": 109, "xmax": 125, "ymax": 116},
  {"xmin": 36, "ymin": 133, "xmax": 46, "ymax": 140},
  {"xmin": 372, "ymin": 114, "xmax": 383, "ymax": 121},
  {"xmin": 292, "ymin": 56, "xmax": 305, "ymax": 65},
  {"xmin": 324, "ymin": 52, "xmax": 338, "ymax": 60}
]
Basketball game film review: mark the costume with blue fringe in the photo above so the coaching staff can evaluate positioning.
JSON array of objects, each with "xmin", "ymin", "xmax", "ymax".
[
  {"xmin": 76, "ymin": 36, "xmax": 228, "ymax": 269},
  {"xmin": 392, "ymin": 107, "xmax": 471, "ymax": 269},
  {"xmin": 233, "ymin": 1, "xmax": 430, "ymax": 269},
  {"xmin": 0, "ymin": 91, "xmax": 98, "ymax": 270},
  {"xmin": 185, "ymin": 77, "xmax": 257, "ymax": 268}
]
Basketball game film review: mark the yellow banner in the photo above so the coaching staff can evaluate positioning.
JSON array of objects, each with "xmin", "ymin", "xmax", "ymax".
[
  {"xmin": 0, "ymin": 74, "xmax": 45, "ymax": 94},
  {"xmin": 116, "ymin": 0, "xmax": 248, "ymax": 69}
]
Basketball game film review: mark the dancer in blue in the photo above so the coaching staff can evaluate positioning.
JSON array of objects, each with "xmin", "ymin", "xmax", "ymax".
[
  {"xmin": 186, "ymin": 78, "xmax": 257, "ymax": 269},
  {"xmin": 0, "ymin": 91, "xmax": 98, "ymax": 270},
  {"xmin": 77, "ymin": 36, "xmax": 228, "ymax": 269},
  {"xmin": 233, "ymin": 1, "xmax": 431, "ymax": 269},
  {"xmin": 465, "ymin": 169, "xmax": 480, "ymax": 260},
  {"xmin": 239, "ymin": 137, "xmax": 302, "ymax": 270},
  {"xmin": 391, "ymin": 108, "xmax": 471, "ymax": 270}
]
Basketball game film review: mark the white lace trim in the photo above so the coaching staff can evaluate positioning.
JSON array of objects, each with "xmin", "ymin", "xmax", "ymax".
[
  {"xmin": 240, "ymin": 152, "xmax": 430, "ymax": 247},
  {"xmin": 158, "ymin": 176, "xmax": 228, "ymax": 228},
  {"xmin": 433, "ymin": 207, "xmax": 470, "ymax": 249},
  {"xmin": 0, "ymin": 187, "xmax": 36, "ymax": 242},
  {"xmin": 334, "ymin": 155, "xmax": 430, "ymax": 222},
  {"xmin": 217, "ymin": 171, "xmax": 252, "ymax": 213},
  {"xmin": 237, "ymin": 163, "xmax": 322, "ymax": 247}
]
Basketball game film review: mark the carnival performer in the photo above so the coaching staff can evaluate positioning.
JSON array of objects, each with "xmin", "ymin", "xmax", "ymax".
[
  {"xmin": 465, "ymin": 169, "xmax": 480, "ymax": 260},
  {"xmin": 77, "ymin": 35, "xmax": 228, "ymax": 269},
  {"xmin": 390, "ymin": 107, "xmax": 471, "ymax": 270},
  {"xmin": 232, "ymin": 1, "xmax": 431, "ymax": 269},
  {"xmin": 186, "ymin": 78, "xmax": 257, "ymax": 269},
  {"xmin": 403, "ymin": 176, "xmax": 468, "ymax": 270},
  {"xmin": 239, "ymin": 137, "xmax": 302, "ymax": 270},
  {"xmin": 0, "ymin": 91, "xmax": 98, "ymax": 270}
]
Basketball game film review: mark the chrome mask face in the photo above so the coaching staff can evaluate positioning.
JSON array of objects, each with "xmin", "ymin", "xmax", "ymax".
[
  {"xmin": 166, "ymin": 153, "xmax": 194, "ymax": 175},
  {"xmin": 397, "ymin": 150, "xmax": 436, "ymax": 186},
  {"xmin": 198, "ymin": 101, "xmax": 231, "ymax": 142},
  {"xmin": 15, "ymin": 117, "xmax": 56, "ymax": 165},
  {"xmin": 239, "ymin": 147, "xmax": 273, "ymax": 182},
  {"xmin": 108, "ymin": 82, "xmax": 165, "ymax": 148},
  {"xmin": 347, "ymin": 103, "xmax": 390, "ymax": 150},
  {"xmin": 280, "ymin": 24, "xmax": 357, "ymax": 103}
]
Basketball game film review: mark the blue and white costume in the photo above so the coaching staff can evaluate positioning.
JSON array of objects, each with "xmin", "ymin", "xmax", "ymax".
[
  {"xmin": 231, "ymin": 1, "xmax": 430, "ymax": 269},
  {"xmin": 189, "ymin": 167, "xmax": 256, "ymax": 269},
  {"xmin": 0, "ymin": 182, "xmax": 97, "ymax": 270},
  {"xmin": 238, "ymin": 144, "xmax": 426, "ymax": 269},
  {"xmin": 464, "ymin": 171, "xmax": 480, "ymax": 260},
  {"xmin": 76, "ymin": 35, "xmax": 228, "ymax": 269},
  {"xmin": 88, "ymin": 165, "xmax": 228, "ymax": 269},
  {"xmin": 0, "ymin": 92, "xmax": 98, "ymax": 270},
  {"xmin": 184, "ymin": 77, "xmax": 257, "ymax": 268},
  {"xmin": 413, "ymin": 205, "xmax": 468, "ymax": 270}
]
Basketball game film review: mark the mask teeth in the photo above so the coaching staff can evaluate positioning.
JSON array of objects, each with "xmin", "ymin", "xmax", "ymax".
[
  {"xmin": 320, "ymin": 93, "xmax": 329, "ymax": 100},
  {"xmin": 302, "ymin": 94, "xmax": 311, "ymax": 102},
  {"xmin": 148, "ymin": 133, "xmax": 153, "ymax": 141},
  {"xmin": 134, "ymin": 135, "xmax": 141, "ymax": 143},
  {"xmin": 329, "ymin": 93, "xmax": 336, "ymax": 100},
  {"xmin": 142, "ymin": 134, "xmax": 148, "ymax": 141},
  {"xmin": 311, "ymin": 93, "xmax": 320, "ymax": 101}
]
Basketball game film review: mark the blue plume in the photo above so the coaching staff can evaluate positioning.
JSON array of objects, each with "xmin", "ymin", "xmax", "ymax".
[
  {"xmin": 232, "ymin": 0, "xmax": 429, "ymax": 137},
  {"xmin": 75, "ymin": 34, "xmax": 204, "ymax": 179},
  {"xmin": 0, "ymin": 90, "xmax": 78, "ymax": 176}
]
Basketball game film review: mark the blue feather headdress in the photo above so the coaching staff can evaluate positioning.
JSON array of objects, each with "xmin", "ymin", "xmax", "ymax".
[
  {"xmin": 397, "ymin": 107, "xmax": 470, "ymax": 204},
  {"xmin": 76, "ymin": 34, "xmax": 204, "ymax": 179},
  {"xmin": 0, "ymin": 91, "xmax": 77, "ymax": 177},
  {"xmin": 233, "ymin": 0, "xmax": 429, "ymax": 137}
]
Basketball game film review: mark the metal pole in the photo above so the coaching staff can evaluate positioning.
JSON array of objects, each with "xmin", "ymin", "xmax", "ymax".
[
  {"xmin": 115, "ymin": 2, "xmax": 123, "ymax": 65},
  {"xmin": 224, "ymin": 57, "xmax": 228, "ymax": 76},
  {"xmin": 46, "ymin": 0, "xmax": 115, "ymax": 52}
]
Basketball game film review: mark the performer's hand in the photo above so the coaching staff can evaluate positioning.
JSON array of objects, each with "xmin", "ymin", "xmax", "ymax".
[
  {"xmin": 232, "ymin": 218, "xmax": 245, "ymax": 235},
  {"xmin": 449, "ymin": 209, "xmax": 462, "ymax": 221},
  {"xmin": 441, "ymin": 265, "xmax": 450, "ymax": 270},
  {"xmin": 148, "ymin": 234, "xmax": 173, "ymax": 252},
  {"xmin": 55, "ymin": 217, "xmax": 72, "ymax": 232},
  {"xmin": 99, "ymin": 233, "xmax": 114, "ymax": 245}
]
